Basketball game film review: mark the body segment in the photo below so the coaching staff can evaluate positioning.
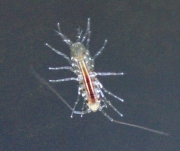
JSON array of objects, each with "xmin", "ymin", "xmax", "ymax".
[{"xmin": 44, "ymin": 18, "xmax": 168, "ymax": 136}]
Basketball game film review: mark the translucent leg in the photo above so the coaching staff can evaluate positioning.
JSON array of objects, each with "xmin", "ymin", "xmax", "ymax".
[
  {"xmin": 32, "ymin": 67, "xmax": 91, "ymax": 117},
  {"xmin": 102, "ymin": 87, "xmax": 124, "ymax": 102},
  {"xmin": 81, "ymin": 100, "xmax": 87, "ymax": 117},
  {"xmin": 100, "ymin": 109, "xmax": 113, "ymax": 121},
  {"xmin": 56, "ymin": 23, "xmax": 73, "ymax": 47},
  {"xmin": 49, "ymin": 66, "xmax": 72, "ymax": 71},
  {"xmin": 73, "ymin": 109, "xmax": 91, "ymax": 115},
  {"xmin": 31, "ymin": 67, "xmax": 168, "ymax": 136},
  {"xmin": 96, "ymin": 72, "xmax": 124, "ymax": 76},
  {"xmin": 81, "ymin": 18, "xmax": 91, "ymax": 46},
  {"xmin": 99, "ymin": 89, "xmax": 107, "ymax": 108},
  {"xmin": 93, "ymin": 39, "xmax": 108, "ymax": 60},
  {"xmin": 71, "ymin": 94, "xmax": 80, "ymax": 118},
  {"xmin": 49, "ymin": 77, "xmax": 78, "ymax": 82},
  {"xmin": 76, "ymin": 28, "xmax": 83, "ymax": 42},
  {"xmin": 45, "ymin": 43, "xmax": 71, "ymax": 63},
  {"xmin": 113, "ymin": 119, "xmax": 169, "ymax": 136},
  {"xmin": 85, "ymin": 18, "xmax": 91, "ymax": 49},
  {"xmin": 100, "ymin": 108, "xmax": 168, "ymax": 136},
  {"xmin": 103, "ymin": 95, "xmax": 123, "ymax": 117}
]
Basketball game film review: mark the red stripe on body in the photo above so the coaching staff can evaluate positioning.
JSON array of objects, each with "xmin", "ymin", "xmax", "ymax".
[{"xmin": 79, "ymin": 61, "xmax": 95, "ymax": 103}]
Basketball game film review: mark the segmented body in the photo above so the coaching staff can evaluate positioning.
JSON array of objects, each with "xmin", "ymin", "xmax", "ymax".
[
  {"xmin": 46, "ymin": 18, "xmax": 124, "ymax": 119},
  {"xmin": 43, "ymin": 18, "xmax": 168, "ymax": 135}
]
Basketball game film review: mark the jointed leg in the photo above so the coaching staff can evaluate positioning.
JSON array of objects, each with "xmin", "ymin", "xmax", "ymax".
[
  {"xmin": 102, "ymin": 87, "xmax": 124, "ymax": 102},
  {"xmin": 76, "ymin": 28, "xmax": 83, "ymax": 42},
  {"xmin": 56, "ymin": 23, "xmax": 73, "ymax": 47},
  {"xmin": 49, "ymin": 77, "xmax": 78, "ymax": 82},
  {"xmin": 93, "ymin": 39, "xmax": 107, "ymax": 60},
  {"xmin": 81, "ymin": 18, "xmax": 91, "ymax": 48},
  {"xmin": 96, "ymin": 72, "xmax": 124, "ymax": 76},
  {"xmin": 45, "ymin": 43, "xmax": 71, "ymax": 63},
  {"xmin": 49, "ymin": 66, "xmax": 72, "ymax": 71},
  {"xmin": 102, "ymin": 95, "xmax": 123, "ymax": 117},
  {"xmin": 100, "ymin": 109, "xmax": 113, "ymax": 121},
  {"xmin": 71, "ymin": 94, "xmax": 80, "ymax": 118}
]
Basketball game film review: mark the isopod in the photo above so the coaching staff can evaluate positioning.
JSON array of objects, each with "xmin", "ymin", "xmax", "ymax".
[{"xmin": 33, "ymin": 18, "xmax": 168, "ymax": 136}]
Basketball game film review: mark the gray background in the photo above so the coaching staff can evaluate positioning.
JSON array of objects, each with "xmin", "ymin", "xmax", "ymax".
[{"xmin": 1, "ymin": 1, "xmax": 179, "ymax": 151}]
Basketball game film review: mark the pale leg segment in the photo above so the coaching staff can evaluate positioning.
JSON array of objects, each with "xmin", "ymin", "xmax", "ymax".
[
  {"xmin": 81, "ymin": 18, "xmax": 91, "ymax": 46},
  {"xmin": 45, "ymin": 43, "xmax": 71, "ymax": 63},
  {"xmin": 102, "ymin": 94, "xmax": 123, "ymax": 117},
  {"xmin": 71, "ymin": 94, "xmax": 80, "ymax": 118},
  {"xmin": 49, "ymin": 77, "xmax": 78, "ymax": 82},
  {"xmin": 96, "ymin": 72, "xmax": 124, "ymax": 76},
  {"xmin": 102, "ymin": 87, "xmax": 124, "ymax": 102},
  {"xmin": 81, "ymin": 99, "xmax": 87, "ymax": 117},
  {"xmin": 100, "ymin": 109, "xmax": 113, "ymax": 121},
  {"xmin": 49, "ymin": 66, "xmax": 72, "ymax": 70},
  {"xmin": 93, "ymin": 39, "xmax": 108, "ymax": 60},
  {"xmin": 56, "ymin": 23, "xmax": 73, "ymax": 47}
]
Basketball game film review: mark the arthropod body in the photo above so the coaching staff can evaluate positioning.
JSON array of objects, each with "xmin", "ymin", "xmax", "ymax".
[
  {"xmin": 44, "ymin": 19, "xmax": 168, "ymax": 135},
  {"xmin": 46, "ymin": 18, "xmax": 124, "ymax": 119}
]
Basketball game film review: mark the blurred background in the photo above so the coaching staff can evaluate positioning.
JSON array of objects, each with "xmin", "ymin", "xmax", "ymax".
[{"xmin": 1, "ymin": 1, "xmax": 180, "ymax": 151}]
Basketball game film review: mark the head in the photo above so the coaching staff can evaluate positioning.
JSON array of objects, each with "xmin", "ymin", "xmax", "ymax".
[{"xmin": 70, "ymin": 42, "xmax": 86, "ymax": 60}]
